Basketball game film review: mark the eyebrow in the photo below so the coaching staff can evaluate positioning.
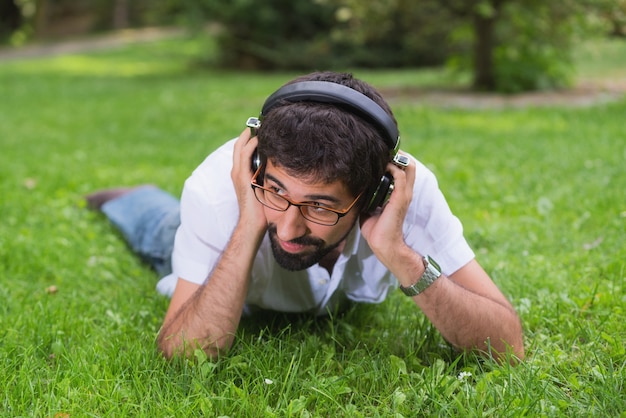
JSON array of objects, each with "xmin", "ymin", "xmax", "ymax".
[{"xmin": 265, "ymin": 172, "xmax": 342, "ymax": 204}]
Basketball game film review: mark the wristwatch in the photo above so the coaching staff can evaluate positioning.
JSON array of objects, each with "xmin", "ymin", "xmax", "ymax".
[{"xmin": 399, "ymin": 255, "xmax": 442, "ymax": 296}]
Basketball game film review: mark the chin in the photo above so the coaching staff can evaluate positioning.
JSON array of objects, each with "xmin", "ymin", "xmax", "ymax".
[{"xmin": 271, "ymin": 246, "xmax": 321, "ymax": 271}]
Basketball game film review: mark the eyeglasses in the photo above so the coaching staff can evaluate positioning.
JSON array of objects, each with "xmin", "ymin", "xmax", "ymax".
[{"xmin": 250, "ymin": 165, "xmax": 363, "ymax": 226}]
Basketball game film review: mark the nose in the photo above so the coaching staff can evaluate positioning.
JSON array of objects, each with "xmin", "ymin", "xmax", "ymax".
[{"xmin": 275, "ymin": 205, "xmax": 309, "ymax": 242}]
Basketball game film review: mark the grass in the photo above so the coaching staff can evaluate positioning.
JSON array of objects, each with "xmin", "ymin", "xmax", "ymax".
[{"xmin": 1, "ymin": 35, "xmax": 625, "ymax": 416}]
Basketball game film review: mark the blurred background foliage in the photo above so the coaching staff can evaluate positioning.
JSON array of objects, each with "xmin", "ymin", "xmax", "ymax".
[{"xmin": 2, "ymin": 0, "xmax": 626, "ymax": 92}]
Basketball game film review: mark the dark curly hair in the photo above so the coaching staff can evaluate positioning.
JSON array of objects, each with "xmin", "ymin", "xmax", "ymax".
[{"xmin": 257, "ymin": 71, "xmax": 397, "ymax": 208}]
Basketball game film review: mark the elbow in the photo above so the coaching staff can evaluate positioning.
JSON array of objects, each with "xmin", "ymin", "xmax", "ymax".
[
  {"xmin": 157, "ymin": 329, "xmax": 183, "ymax": 360},
  {"xmin": 510, "ymin": 330, "xmax": 525, "ymax": 362},
  {"xmin": 467, "ymin": 320, "xmax": 525, "ymax": 364},
  {"xmin": 157, "ymin": 329, "xmax": 233, "ymax": 361},
  {"xmin": 501, "ymin": 338, "xmax": 525, "ymax": 365},
  {"xmin": 507, "ymin": 316, "xmax": 526, "ymax": 362},
  {"xmin": 157, "ymin": 335, "xmax": 181, "ymax": 361},
  {"xmin": 493, "ymin": 320, "xmax": 525, "ymax": 364},
  {"xmin": 471, "ymin": 336, "xmax": 524, "ymax": 365},
  {"xmin": 514, "ymin": 328, "xmax": 525, "ymax": 360},
  {"xmin": 486, "ymin": 309, "xmax": 525, "ymax": 364}
]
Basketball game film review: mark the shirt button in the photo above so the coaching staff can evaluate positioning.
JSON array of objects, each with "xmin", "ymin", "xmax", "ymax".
[{"xmin": 317, "ymin": 278, "xmax": 329, "ymax": 285}]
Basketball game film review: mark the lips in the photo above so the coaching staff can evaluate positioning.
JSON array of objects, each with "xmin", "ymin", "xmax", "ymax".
[{"xmin": 278, "ymin": 238, "xmax": 311, "ymax": 254}]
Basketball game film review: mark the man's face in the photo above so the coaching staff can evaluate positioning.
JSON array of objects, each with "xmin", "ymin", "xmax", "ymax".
[{"xmin": 261, "ymin": 160, "xmax": 360, "ymax": 271}]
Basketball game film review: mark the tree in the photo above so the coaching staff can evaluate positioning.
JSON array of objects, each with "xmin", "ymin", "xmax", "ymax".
[
  {"xmin": 438, "ymin": 0, "xmax": 509, "ymax": 90},
  {"xmin": 471, "ymin": 0, "xmax": 509, "ymax": 90},
  {"xmin": 593, "ymin": 0, "xmax": 626, "ymax": 37},
  {"xmin": 194, "ymin": 0, "xmax": 460, "ymax": 70},
  {"xmin": 5, "ymin": 0, "xmax": 618, "ymax": 92},
  {"xmin": 196, "ymin": 0, "xmax": 585, "ymax": 91},
  {"xmin": 113, "ymin": 0, "xmax": 130, "ymax": 29},
  {"xmin": 193, "ymin": 0, "xmax": 338, "ymax": 69},
  {"xmin": 0, "ymin": 0, "xmax": 23, "ymax": 41},
  {"xmin": 442, "ymin": 0, "xmax": 589, "ymax": 92},
  {"xmin": 325, "ymin": 0, "xmax": 459, "ymax": 68}
]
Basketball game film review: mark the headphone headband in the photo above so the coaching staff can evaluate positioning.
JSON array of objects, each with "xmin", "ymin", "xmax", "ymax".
[{"xmin": 260, "ymin": 81, "xmax": 399, "ymax": 153}]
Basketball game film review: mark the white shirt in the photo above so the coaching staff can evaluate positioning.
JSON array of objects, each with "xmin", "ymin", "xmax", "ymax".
[{"xmin": 157, "ymin": 139, "xmax": 475, "ymax": 315}]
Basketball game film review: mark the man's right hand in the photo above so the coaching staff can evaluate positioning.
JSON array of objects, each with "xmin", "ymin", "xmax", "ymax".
[
  {"xmin": 158, "ymin": 129, "xmax": 268, "ymax": 360},
  {"xmin": 231, "ymin": 128, "xmax": 267, "ymax": 232}
]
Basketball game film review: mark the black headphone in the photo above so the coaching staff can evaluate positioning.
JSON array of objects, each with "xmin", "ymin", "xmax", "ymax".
[{"xmin": 247, "ymin": 80, "xmax": 408, "ymax": 213}]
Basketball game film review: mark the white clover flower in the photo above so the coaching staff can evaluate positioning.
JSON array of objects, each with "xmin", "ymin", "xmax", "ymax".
[{"xmin": 457, "ymin": 371, "xmax": 472, "ymax": 381}]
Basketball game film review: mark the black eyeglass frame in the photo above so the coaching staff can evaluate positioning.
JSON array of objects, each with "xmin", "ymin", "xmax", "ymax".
[{"xmin": 250, "ymin": 164, "xmax": 364, "ymax": 226}]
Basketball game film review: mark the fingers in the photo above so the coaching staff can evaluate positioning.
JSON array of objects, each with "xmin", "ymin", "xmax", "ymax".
[
  {"xmin": 234, "ymin": 128, "xmax": 252, "ymax": 153},
  {"xmin": 387, "ymin": 152, "xmax": 415, "ymax": 194},
  {"xmin": 233, "ymin": 128, "xmax": 259, "ymax": 176},
  {"xmin": 360, "ymin": 153, "xmax": 414, "ymax": 253},
  {"xmin": 231, "ymin": 129, "xmax": 268, "ymax": 231}
]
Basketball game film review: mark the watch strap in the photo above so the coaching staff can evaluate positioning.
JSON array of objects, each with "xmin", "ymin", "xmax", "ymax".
[{"xmin": 399, "ymin": 255, "xmax": 442, "ymax": 297}]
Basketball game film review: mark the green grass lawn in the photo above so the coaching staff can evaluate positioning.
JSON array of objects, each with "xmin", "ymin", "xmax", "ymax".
[{"xmin": 1, "ymin": 35, "xmax": 625, "ymax": 416}]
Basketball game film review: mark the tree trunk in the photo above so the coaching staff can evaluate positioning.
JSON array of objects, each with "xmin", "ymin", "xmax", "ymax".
[
  {"xmin": 0, "ymin": 0, "xmax": 22, "ymax": 38},
  {"xmin": 33, "ymin": 0, "xmax": 50, "ymax": 38},
  {"xmin": 113, "ymin": 0, "xmax": 129, "ymax": 29},
  {"xmin": 472, "ymin": 11, "xmax": 497, "ymax": 91},
  {"xmin": 471, "ymin": 0, "xmax": 509, "ymax": 91}
]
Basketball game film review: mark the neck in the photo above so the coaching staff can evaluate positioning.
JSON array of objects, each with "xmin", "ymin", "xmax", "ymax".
[{"xmin": 318, "ymin": 241, "xmax": 346, "ymax": 275}]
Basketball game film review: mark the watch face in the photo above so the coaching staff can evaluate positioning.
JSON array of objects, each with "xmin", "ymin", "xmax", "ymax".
[{"xmin": 425, "ymin": 255, "xmax": 441, "ymax": 275}]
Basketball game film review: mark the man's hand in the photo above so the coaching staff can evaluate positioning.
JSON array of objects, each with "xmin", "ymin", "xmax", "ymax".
[
  {"xmin": 360, "ymin": 153, "xmax": 416, "ymax": 274},
  {"xmin": 361, "ymin": 154, "xmax": 524, "ymax": 362},
  {"xmin": 231, "ymin": 128, "xmax": 267, "ymax": 232},
  {"xmin": 158, "ymin": 129, "xmax": 269, "ymax": 360}
]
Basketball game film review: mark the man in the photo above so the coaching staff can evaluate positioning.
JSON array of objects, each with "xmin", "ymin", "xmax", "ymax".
[{"xmin": 87, "ymin": 71, "xmax": 524, "ymax": 362}]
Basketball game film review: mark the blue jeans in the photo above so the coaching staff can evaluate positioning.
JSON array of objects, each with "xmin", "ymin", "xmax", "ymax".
[{"xmin": 101, "ymin": 186, "xmax": 180, "ymax": 276}]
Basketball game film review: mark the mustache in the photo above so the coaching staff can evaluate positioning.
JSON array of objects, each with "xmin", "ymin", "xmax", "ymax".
[{"xmin": 267, "ymin": 224, "xmax": 324, "ymax": 246}]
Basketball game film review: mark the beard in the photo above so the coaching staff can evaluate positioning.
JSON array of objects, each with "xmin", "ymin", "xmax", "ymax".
[{"xmin": 267, "ymin": 223, "xmax": 351, "ymax": 271}]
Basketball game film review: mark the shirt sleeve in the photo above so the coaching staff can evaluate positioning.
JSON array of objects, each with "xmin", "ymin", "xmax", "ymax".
[{"xmin": 403, "ymin": 159, "xmax": 475, "ymax": 276}]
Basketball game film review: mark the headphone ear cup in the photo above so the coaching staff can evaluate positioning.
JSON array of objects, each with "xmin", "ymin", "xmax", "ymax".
[
  {"xmin": 365, "ymin": 173, "xmax": 394, "ymax": 213},
  {"xmin": 251, "ymin": 149, "xmax": 261, "ymax": 172}
]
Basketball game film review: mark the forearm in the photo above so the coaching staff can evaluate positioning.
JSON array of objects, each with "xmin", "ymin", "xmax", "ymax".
[
  {"xmin": 390, "ymin": 245, "xmax": 524, "ymax": 361},
  {"xmin": 414, "ymin": 276, "xmax": 524, "ymax": 361},
  {"xmin": 157, "ymin": 223, "xmax": 265, "ymax": 359},
  {"xmin": 361, "ymin": 159, "xmax": 523, "ymax": 361}
]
